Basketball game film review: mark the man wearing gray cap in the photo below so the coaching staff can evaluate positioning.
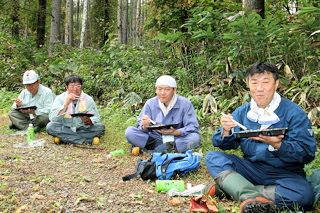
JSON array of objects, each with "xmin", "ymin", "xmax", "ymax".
[
  {"xmin": 8, "ymin": 70, "xmax": 56, "ymax": 132},
  {"xmin": 125, "ymin": 75, "xmax": 201, "ymax": 155}
]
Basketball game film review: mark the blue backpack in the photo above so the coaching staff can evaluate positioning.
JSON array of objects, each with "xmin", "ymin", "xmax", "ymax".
[{"xmin": 122, "ymin": 150, "xmax": 201, "ymax": 181}]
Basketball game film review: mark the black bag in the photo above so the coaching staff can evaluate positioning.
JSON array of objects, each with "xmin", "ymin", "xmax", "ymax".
[{"xmin": 123, "ymin": 159, "xmax": 156, "ymax": 181}]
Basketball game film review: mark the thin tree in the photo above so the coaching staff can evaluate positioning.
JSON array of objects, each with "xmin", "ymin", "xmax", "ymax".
[
  {"xmin": 37, "ymin": 0, "xmax": 47, "ymax": 47},
  {"xmin": 11, "ymin": 0, "xmax": 20, "ymax": 38},
  {"xmin": 117, "ymin": 0, "xmax": 122, "ymax": 43},
  {"xmin": 122, "ymin": 0, "xmax": 128, "ymax": 44},
  {"xmin": 49, "ymin": 0, "xmax": 62, "ymax": 53},
  {"xmin": 117, "ymin": 0, "xmax": 128, "ymax": 44},
  {"xmin": 64, "ymin": 0, "xmax": 74, "ymax": 46},
  {"xmin": 80, "ymin": 0, "xmax": 88, "ymax": 48}
]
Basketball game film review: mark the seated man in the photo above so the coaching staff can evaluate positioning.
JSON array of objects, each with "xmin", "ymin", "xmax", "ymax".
[
  {"xmin": 8, "ymin": 70, "xmax": 56, "ymax": 132},
  {"xmin": 46, "ymin": 75, "xmax": 105, "ymax": 144},
  {"xmin": 125, "ymin": 75, "xmax": 201, "ymax": 155},
  {"xmin": 204, "ymin": 62, "xmax": 317, "ymax": 212}
]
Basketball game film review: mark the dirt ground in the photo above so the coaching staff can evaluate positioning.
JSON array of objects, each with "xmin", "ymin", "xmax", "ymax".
[{"xmin": 0, "ymin": 116, "xmax": 223, "ymax": 213}]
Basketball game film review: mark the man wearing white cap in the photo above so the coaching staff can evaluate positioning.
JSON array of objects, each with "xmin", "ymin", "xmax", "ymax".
[
  {"xmin": 8, "ymin": 70, "xmax": 56, "ymax": 132},
  {"xmin": 125, "ymin": 75, "xmax": 201, "ymax": 155}
]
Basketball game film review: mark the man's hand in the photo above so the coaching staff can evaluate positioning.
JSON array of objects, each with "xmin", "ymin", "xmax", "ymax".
[
  {"xmin": 14, "ymin": 98, "xmax": 22, "ymax": 107},
  {"xmin": 81, "ymin": 115, "xmax": 93, "ymax": 125},
  {"xmin": 249, "ymin": 134, "xmax": 284, "ymax": 149},
  {"xmin": 64, "ymin": 93, "xmax": 79, "ymax": 107},
  {"xmin": 221, "ymin": 113, "xmax": 237, "ymax": 137},
  {"xmin": 157, "ymin": 127, "xmax": 181, "ymax": 136},
  {"xmin": 141, "ymin": 115, "xmax": 152, "ymax": 129},
  {"xmin": 19, "ymin": 109, "xmax": 36, "ymax": 115}
]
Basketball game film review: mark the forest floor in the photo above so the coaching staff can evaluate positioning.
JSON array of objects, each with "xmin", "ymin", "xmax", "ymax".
[
  {"xmin": 0, "ymin": 115, "xmax": 239, "ymax": 213},
  {"xmin": 1, "ymin": 114, "xmax": 320, "ymax": 213}
]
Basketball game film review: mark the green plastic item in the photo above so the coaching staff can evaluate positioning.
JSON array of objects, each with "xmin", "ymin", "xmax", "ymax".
[
  {"xmin": 27, "ymin": 124, "xmax": 34, "ymax": 143},
  {"xmin": 156, "ymin": 180, "xmax": 185, "ymax": 192},
  {"xmin": 110, "ymin": 149, "xmax": 125, "ymax": 156}
]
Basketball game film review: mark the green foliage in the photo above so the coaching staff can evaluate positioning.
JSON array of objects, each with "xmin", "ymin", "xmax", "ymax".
[
  {"xmin": 0, "ymin": 0, "xmax": 319, "ymax": 131},
  {"xmin": 0, "ymin": 88, "xmax": 18, "ymax": 115},
  {"xmin": 89, "ymin": 0, "xmax": 118, "ymax": 48}
]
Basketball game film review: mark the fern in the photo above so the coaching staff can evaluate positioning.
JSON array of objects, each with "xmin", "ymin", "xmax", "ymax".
[{"xmin": 123, "ymin": 92, "xmax": 142, "ymax": 108}]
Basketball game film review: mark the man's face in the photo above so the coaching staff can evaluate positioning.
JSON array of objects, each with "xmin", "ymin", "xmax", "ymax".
[
  {"xmin": 156, "ymin": 85, "xmax": 176, "ymax": 106},
  {"xmin": 66, "ymin": 82, "xmax": 82, "ymax": 96},
  {"xmin": 248, "ymin": 72, "xmax": 279, "ymax": 109},
  {"xmin": 25, "ymin": 80, "xmax": 40, "ymax": 96}
]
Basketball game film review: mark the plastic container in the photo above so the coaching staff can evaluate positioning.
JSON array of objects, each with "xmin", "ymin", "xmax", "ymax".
[
  {"xmin": 106, "ymin": 149, "xmax": 125, "ymax": 158},
  {"xmin": 27, "ymin": 123, "xmax": 34, "ymax": 143},
  {"xmin": 156, "ymin": 180, "xmax": 185, "ymax": 192}
]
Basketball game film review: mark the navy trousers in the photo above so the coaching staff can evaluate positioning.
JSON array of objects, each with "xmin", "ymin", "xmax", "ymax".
[{"xmin": 205, "ymin": 150, "xmax": 314, "ymax": 210}]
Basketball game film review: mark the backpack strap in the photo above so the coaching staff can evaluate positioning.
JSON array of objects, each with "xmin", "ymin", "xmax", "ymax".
[
  {"xmin": 161, "ymin": 156, "xmax": 185, "ymax": 180},
  {"xmin": 122, "ymin": 159, "xmax": 145, "ymax": 181}
]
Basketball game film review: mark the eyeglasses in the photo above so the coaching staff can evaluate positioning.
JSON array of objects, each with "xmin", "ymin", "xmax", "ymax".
[{"xmin": 68, "ymin": 85, "xmax": 82, "ymax": 89}]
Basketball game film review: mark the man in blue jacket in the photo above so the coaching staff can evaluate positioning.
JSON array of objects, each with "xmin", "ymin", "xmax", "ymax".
[
  {"xmin": 204, "ymin": 62, "xmax": 317, "ymax": 212},
  {"xmin": 125, "ymin": 75, "xmax": 201, "ymax": 155}
]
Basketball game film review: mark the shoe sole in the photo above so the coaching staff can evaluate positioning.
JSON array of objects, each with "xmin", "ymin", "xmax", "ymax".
[{"xmin": 242, "ymin": 201, "xmax": 278, "ymax": 213}]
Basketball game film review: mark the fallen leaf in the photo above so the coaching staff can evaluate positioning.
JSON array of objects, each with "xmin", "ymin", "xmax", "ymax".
[
  {"xmin": 88, "ymin": 158, "xmax": 104, "ymax": 163},
  {"xmin": 30, "ymin": 194, "xmax": 45, "ymax": 200},
  {"xmin": 74, "ymin": 196, "xmax": 94, "ymax": 205},
  {"xmin": 145, "ymin": 189, "xmax": 154, "ymax": 193},
  {"xmin": 170, "ymin": 197, "xmax": 181, "ymax": 206},
  {"xmin": 190, "ymin": 195, "xmax": 219, "ymax": 213},
  {"xmin": 15, "ymin": 204, "xmax": 28, "ymax": 213}
]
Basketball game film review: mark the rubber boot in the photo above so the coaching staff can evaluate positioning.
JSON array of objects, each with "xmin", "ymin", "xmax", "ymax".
[
  {"xmin": 215, "ymin": 170, "xmax": 275, "ymax": 201},
  {"xmin": 202, "ymin": 182, "xmax": 226, "ymax": 199}
]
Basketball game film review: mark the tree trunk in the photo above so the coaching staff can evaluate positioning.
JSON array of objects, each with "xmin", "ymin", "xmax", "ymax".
[
  {"xmin": 244, "ymin": 0, "xmax": 265, "ymax": 19},
  {"xmin": 80, "ymin": 0, "xmax": 88, "ymax": 48},
  {"xmin": 49, "ymin": 0, "xmax": 62, "ymax": 53},
  {"xmin": 122, "ymin": 0, "xmax": 128, "ymax": 44},
  {"xmin": 64, "ymin": 0, "xmax": 70, "ymax": 44},
  {"xmin": 117, "ymin": 0, "xmax": 128, "ymax": 44},
  {"xmin": 69, "ymin": 0, "xmax": 74, "ymax": 46},
  {"xmin": 64, "ymin": 0, "xmax": 74, "ymax": 46},
  {"xmin": 37, "ymin": 0, "xmax": 46, "ymax": 48},
  {"xmin": 117, "ymin": 0, "xmax": 122, "ymax": 43},
  {"xmin": 11, "ymin": 0, "xmax": 20, "ymax": 38},
  {"xmin": 131, "ymin": 0, "xmax": 136, "ymax": 44},
  {"xmin": 103, "ymin": 0, "xmax": 110, "ymax": 44}
]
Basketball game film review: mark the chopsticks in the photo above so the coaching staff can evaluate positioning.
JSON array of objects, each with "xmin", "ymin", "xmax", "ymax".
[
  {"xmin": 221, "ymin": 112, "xmax": 248, "ymax": 130},
  {"xmin": 149, "ymin": 119, "xmax": 156, "ymax": 125}
]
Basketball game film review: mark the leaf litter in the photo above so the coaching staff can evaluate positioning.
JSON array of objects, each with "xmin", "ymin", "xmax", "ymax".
[{"xmin": 0, "ymin": 115, "xmax": 229, "ymax": 212}]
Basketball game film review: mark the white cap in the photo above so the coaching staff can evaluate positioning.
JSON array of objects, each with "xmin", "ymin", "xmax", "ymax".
[
  {"xmin": 155, "ymin": 75, "xmax": 177, "ymax": 88},
  {"xmin": 23, "ymin": 70, "xmax": 39, "ymax": 84}
]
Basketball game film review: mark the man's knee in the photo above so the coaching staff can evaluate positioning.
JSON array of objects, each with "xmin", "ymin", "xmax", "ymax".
[
  {"xmin": 46, "ymin": 122, "xmax": 61, "ymax": 135},
  {"xmin": 94, "ymin": 123, "xmax": 105, "ymax": 136},
  {"xmin": 205, "ymin": 151, "xmax": 225, "ymax": 164},
  {"xmin": 125, "ymin": 126, "xmax": 135, "ymax": 139}
]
